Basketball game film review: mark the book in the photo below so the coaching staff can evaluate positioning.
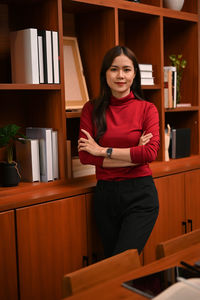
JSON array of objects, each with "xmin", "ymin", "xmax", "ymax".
[
  {"xmin": 122, "ymin": 266, "xmax": 200, "ymax": 299},
  {"xmin": 52, "ymin": 130, "xmax": 59, "ymax": 179},
  {"xmin": 16, "ymin": 138, "xmax": 40, "ymax": 182},
  {"xmin": 38, "ymin": 30, "xmax": 53, "ymax": 83},
  {"xmin": 51, "ymin": 31, "xmax": 60, "ymax": 84},
  {"xmin": 10, "ymin": 28, "xmax": 39, "ymax": 84},
  {"xmin": 140, "ymin": 71, "xmax": 153, "ymax": 78},
  {"xmin": 139, "ymin": 64, "xmax": 153, "ymax": 72},
  {"xmin": 141, "ymin": 77, "xmax": 154, "ymax": 85},
  {"xmin": 38, "ymin": 35, "xmax": 44, "ymax": 83},
  {"xmin": 26, "ymin": 127, "xmax": 53, "ymax": 182},
  {"xmin": 169, "ymin": 128, "xmax": 191, "ymax": 159},
  {"xmin": 154, "ymin": 278, "xmax": 200, "ymax": 300},
  {"xmin": 177, "ymin": 103, "xmax": 192, "ymax": 107},
  {"xmin": 164, "ymin": 66, "xmax": 177, "ymax": 108}
]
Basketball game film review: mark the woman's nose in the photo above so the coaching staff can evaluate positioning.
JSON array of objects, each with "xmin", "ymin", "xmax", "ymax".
[{"xmin": 117, "ymin": 70, "xmax": 124, "ymax": 78}]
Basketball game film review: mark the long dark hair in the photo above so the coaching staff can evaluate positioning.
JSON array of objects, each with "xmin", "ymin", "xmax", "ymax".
[{"xmin": 92, "ymin": 46, "xmax": 144, "ymax": 142}]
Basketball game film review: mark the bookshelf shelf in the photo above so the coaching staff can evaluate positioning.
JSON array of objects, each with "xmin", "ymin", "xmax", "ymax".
[
  {"xmin": 0, "ymin": 84, "xmax": 62, "ymax": 90},
  {"xmin": 165, "ymin": 106, "xmax": 199, "ymax": 112}
]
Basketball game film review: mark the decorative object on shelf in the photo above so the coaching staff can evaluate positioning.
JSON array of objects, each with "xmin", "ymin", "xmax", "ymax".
[
  {"xmin": 127, "ymin": 0, "xmax": 140, "ymax": 2},
  {"xmin": 165, "ymin": 124, "xmax": 171, "ymax": 161},
  {"xmin": 169, "ymin": 54, "xmax": 187, "ymax": 104},
  {"xmin": 0, "ymin": 124, "xmax": 26, "ymax": 187},
  {"xmin": 163, "ymin": 0, "xmax": 184, "ymax": 11},
  {"xmin": 63, "ymin": 36, "xmax": 89, "ymax": 110}
]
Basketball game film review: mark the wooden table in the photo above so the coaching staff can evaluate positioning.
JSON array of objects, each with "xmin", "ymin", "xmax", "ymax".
[{"xmin": 63, "ymin": 243, "xmax": 200, "ymax": 300}]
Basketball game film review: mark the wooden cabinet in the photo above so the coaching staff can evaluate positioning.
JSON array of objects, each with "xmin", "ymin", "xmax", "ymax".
[
  {"xmin": 185, "ymin": 169, "xmax": 200, "ymax": 230},
  {"xmin": 144, "ymin": 169, "xmax": 200, "ymax": 264},
  {"xmin": 16, "ymin": 195, "xmax": 87, "ymax": 300},
  {"xmin": 0, "ymin": 210, "xmax": 18, "ymax": 300},
  {"xmin": 143, "ymin": 174, "xmax": 186, "ymax": 264}
]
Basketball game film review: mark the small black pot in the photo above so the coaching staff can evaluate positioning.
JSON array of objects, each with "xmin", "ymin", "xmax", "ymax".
[{"xmin": 0, "ymin": 162, "xmax": 20, "ymax": 187}]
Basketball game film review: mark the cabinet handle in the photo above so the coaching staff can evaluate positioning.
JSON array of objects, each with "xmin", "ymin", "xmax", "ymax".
[
  {"xmin": 188, "ymin": 219, "xmax": 193, "ymax": 231},
  {"xmin": 182, "ymin": 221, "xmax": 187, "ymax": 233},
  {"xmin": 82, "ymin": 256, "xmax": 89, "ymax": 267}
]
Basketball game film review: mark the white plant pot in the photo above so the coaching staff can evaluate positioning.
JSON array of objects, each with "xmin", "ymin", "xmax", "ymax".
[{"xmin": 163, "ymin": 0, "xmax": 184, "ymax": 11}]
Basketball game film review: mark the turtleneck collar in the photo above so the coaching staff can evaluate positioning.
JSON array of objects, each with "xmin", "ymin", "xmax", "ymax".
[{"xmin": 110, "ymin": 91, "xmax": 136, "ymax": 106}]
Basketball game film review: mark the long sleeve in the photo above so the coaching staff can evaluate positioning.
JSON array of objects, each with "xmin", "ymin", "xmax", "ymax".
[
  {"xmin": 79, "ymin": 102, "xmax": 104, "ymax": 167},
  {"xmin": 130, "ymin": 103, "xmax": 160, "ymax": 164}
]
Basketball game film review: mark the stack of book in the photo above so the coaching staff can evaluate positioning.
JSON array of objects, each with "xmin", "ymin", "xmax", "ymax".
[
  {"xmin": 16, "ymin": 127, "xmax": 59, "ymax": 182},
  {"xmin": 164, "ymin": 66, "xmax": 177, "ymax": 108},
  {"xmin": 10, "ymin": 28, "xmax": 60, "ymax": 84},
  {"xmin": 139, "ymin": 64, "xmax": 154, "ymax": 85}
]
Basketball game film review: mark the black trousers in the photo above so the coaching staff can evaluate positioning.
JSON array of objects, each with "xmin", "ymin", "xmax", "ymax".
[{"xmin": 94, "ymin": 176, "xmax": 159, "ymax": 258}]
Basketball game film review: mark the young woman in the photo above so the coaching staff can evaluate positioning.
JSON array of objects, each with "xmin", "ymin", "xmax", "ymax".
[{"xmin": 78, "ymin": 46, "xmax": 160, "ymax": 258}]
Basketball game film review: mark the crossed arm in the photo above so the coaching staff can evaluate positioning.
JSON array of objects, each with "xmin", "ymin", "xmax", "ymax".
[{"xmin": 78, "ymin": 129, "xmax": 153, "ymax": 168}]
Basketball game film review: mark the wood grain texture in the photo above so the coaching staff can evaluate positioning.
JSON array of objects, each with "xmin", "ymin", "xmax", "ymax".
[
  {"xmin": 185, "ymin": 169, "xmax": 200, "ymax": 230},
  {"xmin": 157, "ymin": 228, "xmax": 200, "ymax": 258},
  {"xmin": 16, "ymin": 195, "xmax": 87, "ymax": 300},
  {"xmin": 143, "ymin": 173, "xmax": 185, "ymax": 264},
  {"xmin": 0, "ymin": 210, "xmax": 18, "ymax": 300},
  {"xmin": 62, "ymin": 249, "xmax": 140, "ymax": 297}
]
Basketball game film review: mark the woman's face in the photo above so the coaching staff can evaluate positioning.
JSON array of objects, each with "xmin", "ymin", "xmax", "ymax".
[{"xmin": 106, "ymin": 54, "xmax": 135, "ymax": 98}]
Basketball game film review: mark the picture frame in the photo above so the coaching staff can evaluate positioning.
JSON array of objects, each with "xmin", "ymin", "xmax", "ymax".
[{"xmin": 63, "ymin": 36, "xmax": 89, "ymax": 110}]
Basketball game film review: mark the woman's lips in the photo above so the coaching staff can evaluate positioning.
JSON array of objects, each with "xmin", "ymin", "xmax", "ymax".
[{"xmin": 115, "ymin": 82, "xmax": 125, "ymax": 85}]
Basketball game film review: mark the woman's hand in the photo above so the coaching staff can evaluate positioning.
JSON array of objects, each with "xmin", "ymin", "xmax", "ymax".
[
  {"xmin": 138, "ymin": 132, "xmax": 153, "ymax": 146},
  {"xmin": 78, "ymin": 129, "xmax": 106, "ymax": 156}
]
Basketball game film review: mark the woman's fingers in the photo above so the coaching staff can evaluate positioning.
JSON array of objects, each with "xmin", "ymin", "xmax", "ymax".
[{"xmin": 81, "ymin": 129, "xmax": 92, "ymax": 139}]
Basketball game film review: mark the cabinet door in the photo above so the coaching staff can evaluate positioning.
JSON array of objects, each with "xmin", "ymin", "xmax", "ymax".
[
  {"xmin": 16, "ymin": 195, "xmax": 87, "ymax": 300},
  {"xmin": 185, "ymin": 169, "xmax": 200, "ymax": 230},
  {"xmin": 143, "ymin": 174, "xmax": 185, "ymax": 264},
  {"xmin": 0, "ymin": 210, "xmax": 18, "ymax": 300},
  {"xmin": 86, "ymin": 193, "xmax": 104, "ymax": 264}
]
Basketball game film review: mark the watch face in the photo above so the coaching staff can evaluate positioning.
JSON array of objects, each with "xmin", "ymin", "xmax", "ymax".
[{"xmin": 107, "ymin": 148, "xmax": 113, "ymax": 158}]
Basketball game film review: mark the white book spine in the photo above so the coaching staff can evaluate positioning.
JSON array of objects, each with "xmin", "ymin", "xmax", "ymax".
[
  {"xmin": 52, "ymin": 131, "xmax": 59, "ymax": 179},
  {"xmin": 31, "ymin": 140, "xmax": 40, "ymax": 181},
  {"xmin": 38, "ymin": 35, "xmax": 44, "ymax": 83},
  {"xmin": 52, "ymin": 31, "xmax": 60, "ymax": 84},
  {"xmin": 46, "ymin": 30, "xmax": 53, "ymax": 83},
  {"xmin": 139, "ymin": 64, "xmax": 153, "ymax": 72}
]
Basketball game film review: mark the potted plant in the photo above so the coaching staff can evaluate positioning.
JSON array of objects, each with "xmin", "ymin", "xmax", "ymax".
[
  {"xmin": 169, "ymin": 54, "xmax": 187, "ymax": 104},
  {"xmin": 0, "ymin": 124, "xmax": 26, "ymax": 187}
]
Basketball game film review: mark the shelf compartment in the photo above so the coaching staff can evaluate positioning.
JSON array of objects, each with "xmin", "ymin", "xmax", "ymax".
[
  {"xmin": 63, "ymin": 5, "xmax": 116, "ymax": 100},
  {"xmin": 118, "ymin": 10, "xmax": 162, "ymax": 87},
  {"xmin": 164, "ymin": 17, "xmax": 198, "ymax": 107},
  {"xmin": 0, "ymin": 0, "xmax": 59, "ymax": 84},
  {"xmin": 165, "ymin": 110, "xmax": 199, "ymax": 156}
]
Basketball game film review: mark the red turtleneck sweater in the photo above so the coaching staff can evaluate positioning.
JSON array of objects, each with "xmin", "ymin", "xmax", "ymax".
[{"xmin": 79, "ymin": 92, "xmax": 160, "ymax": 181}]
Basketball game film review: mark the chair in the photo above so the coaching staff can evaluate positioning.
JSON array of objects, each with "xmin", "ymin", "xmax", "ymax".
[
  {"xmin": 156, "ymin": 228, "xmax": 200, "ymax": 259},
  {"xmin": 62, "ymin": 249, "xmax": 141, "ymax": 298}
]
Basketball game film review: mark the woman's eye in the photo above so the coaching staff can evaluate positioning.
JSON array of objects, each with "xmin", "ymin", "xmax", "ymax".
[
  {"xmin": 124, "ymin": 68, "xmax": 131, "ymax": 72},
  {"xmin": 110, "ymin": 67, "xmax": 117, "ymax": 71}
]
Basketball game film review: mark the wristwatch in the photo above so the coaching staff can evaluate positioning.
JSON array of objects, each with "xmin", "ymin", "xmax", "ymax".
[{"xmin": 106, "ymin": 148, "xmax": 113, "ymax": 159}]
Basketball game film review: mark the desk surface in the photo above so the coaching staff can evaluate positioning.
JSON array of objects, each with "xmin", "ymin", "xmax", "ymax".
[{"xmin": 63, "ymin": 243, "xmax": 200, "ymax": 300}]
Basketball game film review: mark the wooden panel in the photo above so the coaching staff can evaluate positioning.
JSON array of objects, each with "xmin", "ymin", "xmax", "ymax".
[
  {"xmin": 143, "ymin": 173, "xmax": 185, "ymax": 264},
  {"xmin": 16, "ymin": 195, "xmax": 87, "ymax": 300},
  {"xmin": 185, "ymin": 169, "xmax": 200, "ymax": 230},
  {"xmin": 0, "ymin": 210, "xmax": 18, "ymax": 300}
]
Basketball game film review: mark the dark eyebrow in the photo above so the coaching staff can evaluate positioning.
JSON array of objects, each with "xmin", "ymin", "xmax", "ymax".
[{"xmin": 110, "ymin": 65, "xmax": 132, "ymax": 68}]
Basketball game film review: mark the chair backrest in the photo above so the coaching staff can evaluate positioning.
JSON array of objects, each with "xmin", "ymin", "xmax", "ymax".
[
  {"xmin": 62, "ymin": 249, "xmax": 140, "ymax": 298},
  {"xmin": 156, "ymin": 228, "xmax": 200, "ymax": 259}
]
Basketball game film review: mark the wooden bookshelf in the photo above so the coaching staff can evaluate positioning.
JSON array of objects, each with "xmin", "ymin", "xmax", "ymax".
[
  {"xmin": 64, "ymin": 0, "xmax": 199, "ymax": 170},
  {"xmin": 0, "ymin": 1, "xmax": 200, "ymax": 299}
]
